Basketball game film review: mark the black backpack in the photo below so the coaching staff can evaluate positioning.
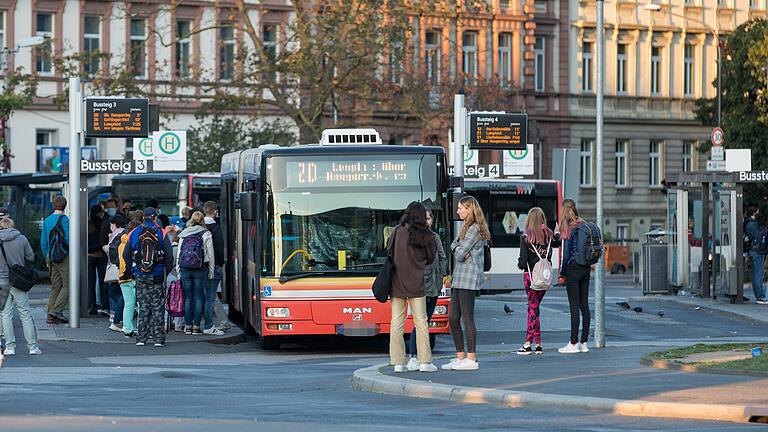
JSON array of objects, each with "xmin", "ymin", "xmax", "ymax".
[
  {"xmin": 134, "ymin": 226, "xmax": 163, "ymax": 273},
  {"xmin": 108, "ymin": 234, "xmax": 122, "ymax": 266},
  {"xmin": 574, "ymin": 221, "xmax": 604, "ymax": 266},
  {"xmin": 48, "ymin": 215, "xmax": 68, "ymax": 263},
  {"xmin": 483, "ymin": 240, "xmax": 492, "ymax": 272}
]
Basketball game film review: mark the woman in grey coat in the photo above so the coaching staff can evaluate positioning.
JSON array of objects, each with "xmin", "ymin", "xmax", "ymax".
[
  {"xmin": 442, "ymin": 195, "xmax": 490, "ymax": 371},
  {"xmin": 0, "ymin": 217, "xmax": 40, "ymax": 355},
  {"xmin": 406, "ymin": 208, "xmax": 448, "ymax": 371}
]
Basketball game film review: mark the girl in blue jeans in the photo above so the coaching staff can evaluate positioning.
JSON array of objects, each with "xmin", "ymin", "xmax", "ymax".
[{"xmin": 176, "ymin": 212, "xmax": 214, "ymax": 335}]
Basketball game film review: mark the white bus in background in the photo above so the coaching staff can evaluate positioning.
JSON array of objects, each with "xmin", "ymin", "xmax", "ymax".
[{"xmin": 463, "ymin": 179, "xmax": 562, "ymax": 292}]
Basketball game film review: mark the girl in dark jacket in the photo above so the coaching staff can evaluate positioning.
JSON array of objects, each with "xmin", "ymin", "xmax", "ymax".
[
  {"xmin": 389, "ymin": 201, "xmax": 437, "ymax": 373},
  {"xmin": 516, "ymin": 207, "xmax": 560, "ymax": 355},
  {"xmin": 557, "ymin": 198, "xmax": 591, "ymax": 354},
  {"xmin": 87, "ymin": 205, "xmax": 108, "ymax": 316}
]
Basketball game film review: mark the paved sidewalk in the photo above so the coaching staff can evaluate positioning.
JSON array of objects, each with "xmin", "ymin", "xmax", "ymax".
[{"xmin": 353, "ymin": 345, "xmax": 768, "ymax": 423}]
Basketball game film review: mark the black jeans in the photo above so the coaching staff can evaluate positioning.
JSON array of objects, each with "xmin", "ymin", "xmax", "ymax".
[
  {"xmin": 565, "ymin": 263, "xmax": 591, "ymax": 344},
  {"xmin": 87, "ymin": 256, "xmax": 108, "ymax": 313},
  {"xmin": 449, "ymin": 288, "xmax": 477, "ymax": 353}
]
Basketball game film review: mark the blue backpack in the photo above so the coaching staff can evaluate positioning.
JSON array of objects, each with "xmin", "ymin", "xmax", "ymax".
[
  {"xmin": 178, "ymin": 232, "xmax": 205, "ymax": 269},
  {"xmin": 574, "ymin": 221, "xmax": 604, "ymax": 266}
]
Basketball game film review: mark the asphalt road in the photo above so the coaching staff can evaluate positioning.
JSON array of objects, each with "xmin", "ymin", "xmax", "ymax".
[{"xmin": 1, "ymin": 276, "xmax": 765, "ymax": 431}]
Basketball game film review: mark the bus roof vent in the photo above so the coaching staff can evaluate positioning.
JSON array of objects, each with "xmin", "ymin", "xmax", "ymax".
[{"xmin": 320, "ymin": 128, "xmax": 382, "ymax": 146}]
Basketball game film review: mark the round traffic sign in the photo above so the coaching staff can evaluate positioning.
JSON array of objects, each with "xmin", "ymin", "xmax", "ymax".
[
  {"xmin": 711, "ymin": 127, "xmax": 724, "ymax": 147},
  {"xmin": 137, "ymin": 138, "xmax": 153, "ymax": 157},
  {"xmin": 157, "ymin": 132, "xmax": 182, "ymax": 155},
  {"xmin": 507, "ymin": 147, "xmax": 529, "ymax": 160}
]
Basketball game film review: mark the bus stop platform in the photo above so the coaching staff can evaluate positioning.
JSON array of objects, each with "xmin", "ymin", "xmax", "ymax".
[{"xmin": 25, "ymin": 284, "xmax": 245, "ymax": 346}]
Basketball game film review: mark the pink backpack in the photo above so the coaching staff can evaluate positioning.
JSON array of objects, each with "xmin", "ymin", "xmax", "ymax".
[{"xmin": 165, "ymin": 279, "xmax": 184, "ymax": 317}]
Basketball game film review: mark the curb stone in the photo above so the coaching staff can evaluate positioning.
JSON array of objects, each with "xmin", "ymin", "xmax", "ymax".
[
  {"xmin": 627, "ymin": 295, "xmax": 768, "ymax": 326},
  {"xmin": 351, "ymin": 364, "xmax": 768, "ymax": 424},
  {"xmin": 639, "ymin": 356, "xmax": 768, "ymax": 378}
]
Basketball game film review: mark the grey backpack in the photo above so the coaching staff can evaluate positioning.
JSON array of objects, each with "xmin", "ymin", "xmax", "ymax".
[{"xmin": 527, "ymin": 239, "xmax": 553, "ymax": 291}]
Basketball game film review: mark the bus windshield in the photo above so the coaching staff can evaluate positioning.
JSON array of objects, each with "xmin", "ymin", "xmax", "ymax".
[{"xmin": 263, "ymin": 153, "xmax": 447, "ymax": 277}]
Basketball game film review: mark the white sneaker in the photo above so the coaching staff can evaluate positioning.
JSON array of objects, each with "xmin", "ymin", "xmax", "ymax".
[
  {"xmin": 757, "ymin": 298, "xmax": 768, "ymax": 305},
  {"xmin": 4, "ymin": 347, "xmax": 14, "ymax": 355},
  {"xmin": 441, "ymin": 358, "xmax": 460, "ymax": 370},
  {"xmin": 393, "ymin": 364, "xmax": 407, "ymax": 373},
  {"xmin": 579, "ymin": 342, "xmax": 589, "ymax": 353},
  {"xmin": 451, "ymin": 358, "xmax": 479, "ymax": 371},
  {"xmin": 109, "ymin": 323, "xmax": 123, "ymax": 332},
  {"xmin": 203, "ymin": 327, "xmax": 225, "ymax": 336},
  {"xmin": 29, "ymin": 347, "xmax": 42, "ymax": 355},
  {"xmin": 419, "ymin": 363, "xmax": 438, "ymax": 372},
  {"xmin": 406, "ymin": 357, "xmax": 420, "ymax": 371},
  {"xmin": 558, "ymin": 342, "xmax": 581, "ymax": 354},
  {"xmin": 135, "ymin": 342, "xmax": 145, "ymax": 346}
]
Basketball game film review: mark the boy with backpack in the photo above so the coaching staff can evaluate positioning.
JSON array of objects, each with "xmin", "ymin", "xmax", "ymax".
[
  {"xmin": 123, "ymin": 208, "xmax": 174, "ymax": 346},
  {"xmin": 744, "ymin": 206, "xmax": 768, "ymax": 304},
  {"xmin": 41, "ymin": 196, "xmax": 69, "ymax": 324}
]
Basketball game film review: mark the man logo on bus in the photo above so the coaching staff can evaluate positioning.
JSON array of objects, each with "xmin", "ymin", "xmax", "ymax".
[
  {"xmin": 158, "ymin": 132, "xmax": 181, "ymax": 155},
  {"xmin": 138, "ymin": 138, "xmax": 153, "ymax": 157},
  {"xmin": 507, "ymin": 148, "xmax": 528, "ymax": 160}
]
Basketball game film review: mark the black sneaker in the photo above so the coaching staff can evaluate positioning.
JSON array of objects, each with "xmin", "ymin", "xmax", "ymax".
[
  {"xmin": 534, "ymin": 346, "xmax": 543, "ymax": 355},
  {"xmin": 516, "ymin": 345, "xmax": 533, "ymax": 355}
]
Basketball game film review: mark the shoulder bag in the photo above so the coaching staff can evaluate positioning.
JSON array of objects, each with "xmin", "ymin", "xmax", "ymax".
[
  {"xmin": 372, "ymin": 227, "xmax": 398, "ymax": 303},
  {"xmin": 0, "ymin": 240, "xmax": 39, "ymax": 292}
]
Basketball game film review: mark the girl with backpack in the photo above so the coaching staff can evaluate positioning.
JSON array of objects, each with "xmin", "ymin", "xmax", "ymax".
[
  {"xmin": 516, "ymin": 207, "xmax": 560, "ymax": 355},
  {"xmin": 557, "ymin": 199, "xmax": 591, "ymax": 354},
  {"xmin": 443, "ymin": 195, "xmax": 490, "ymax": 371},
  {"xmin": 175, "ymin": 211, "xmax": 214, "ymax": 335}
]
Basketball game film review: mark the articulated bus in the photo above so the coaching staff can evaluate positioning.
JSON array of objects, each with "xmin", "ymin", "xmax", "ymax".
[
  {"xmin": 111, "ymin": 173, "xmax": 221, "ymax": 216},
  {"xmin": 464, "ymin": 179, "xmax": 562, "ymax": 292},
  {"xmin": 221, "ymin": 129, "xmax": 451, "ymax": 349}
]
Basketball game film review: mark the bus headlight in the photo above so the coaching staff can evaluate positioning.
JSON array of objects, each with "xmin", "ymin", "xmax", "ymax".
[
  {"xmin": 266, "ymin": 307, "xmax": 290, "ymax": 318},
  {"xmin": 434, "ymin": 306, "xmax": 448, "ymax": 315}
]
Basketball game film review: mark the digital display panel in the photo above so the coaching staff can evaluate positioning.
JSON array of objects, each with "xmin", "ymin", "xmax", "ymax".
[
  {"xmin": 285, "ymin": 159, "xmax": 424, "ymax": 188},
  {"xmin": 85, "ymin": 98, "xmax": 149, "ymax": 138},
  {"xmin": 469, "ymin": 113, "xmax": 527, "ymax": 150}
]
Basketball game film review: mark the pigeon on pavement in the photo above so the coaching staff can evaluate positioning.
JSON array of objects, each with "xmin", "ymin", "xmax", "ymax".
[
  {"xmin": 632, "ymin": 306, "xmax": 643, "ymax": 313},
  {"xmin": 504, "ymin": 304, "xmax": 513, "ymax": 315},
  {"xmin": 616, "ymin": 302, "xmax": 631, "ymax": 309},
  {"xmin": 657, "ymin": 310, "xmax": 664, "ymax": 317}
]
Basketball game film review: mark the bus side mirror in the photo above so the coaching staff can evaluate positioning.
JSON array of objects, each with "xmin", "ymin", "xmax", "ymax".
[{"xmin": 235, "ymin": 192, "xmax": 257, "ymax": 221}]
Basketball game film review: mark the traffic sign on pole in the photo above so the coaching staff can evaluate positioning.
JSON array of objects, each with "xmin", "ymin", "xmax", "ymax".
[{"xmin": 711, "ymin": 127, "xmax": 724, "ymax": 147}]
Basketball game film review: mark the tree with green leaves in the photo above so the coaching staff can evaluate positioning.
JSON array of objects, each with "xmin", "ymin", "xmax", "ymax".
[
  {"xmin": 695, "ymin": 19, "xmax": 768, "ymax": 206},
  {"xmin": 0, "ymin": 68, "xmax": 38, "ymax": 172}
]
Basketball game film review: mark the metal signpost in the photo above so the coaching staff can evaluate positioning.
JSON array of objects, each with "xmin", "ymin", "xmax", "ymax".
[{"xmin": 68, "ymin": 95, "xmax": 152, "ymax": 327}]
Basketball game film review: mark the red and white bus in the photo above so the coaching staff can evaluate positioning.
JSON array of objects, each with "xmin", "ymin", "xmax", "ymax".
[
  {"xmin": 221, "ymin": 129, "xmax": 451, "ymax": 349},
  {"xmin": 111, "ymin": 173, "xmax": 221, "ymax": 216}
]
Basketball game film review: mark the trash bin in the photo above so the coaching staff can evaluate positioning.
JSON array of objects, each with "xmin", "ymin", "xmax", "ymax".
[{"xmin": 642, "ymin": 229, "xmax": 669, "ymax": 295}]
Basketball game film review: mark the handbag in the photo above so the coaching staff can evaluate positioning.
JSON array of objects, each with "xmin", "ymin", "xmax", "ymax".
[
  {"xmin": 0, "ymin": 240, "xmax": 39, "ymax": 292},
  {"xmin": 372, "ymin": 227, "xmax": 398, "ymax": 303}
]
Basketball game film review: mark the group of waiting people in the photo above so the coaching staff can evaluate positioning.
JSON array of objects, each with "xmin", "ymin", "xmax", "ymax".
[
  {"xmin": 0, "ymin": 195, "xmax": 232, "ymax": 359},
  {"xmin": 387, "ymin": 197, "xmax": 595, "ymax": 373}
]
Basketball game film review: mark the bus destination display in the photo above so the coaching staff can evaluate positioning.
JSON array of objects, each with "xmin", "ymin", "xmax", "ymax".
[
  {"xmin": 285, "ymin": 159, "xmax": 423, "ymax": 188},
  {"xmin": 85, "ymin": 98, "xmax": 149, "ymax": 138},
  {"xmin": 469, "ymin": 113, "xmax": 527, "ymax": 150}
]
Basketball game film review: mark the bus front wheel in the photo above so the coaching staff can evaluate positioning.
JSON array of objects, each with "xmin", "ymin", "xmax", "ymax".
[{"xmin": 259, "ymin": 336, "xmax": 281, "ymax": 350}]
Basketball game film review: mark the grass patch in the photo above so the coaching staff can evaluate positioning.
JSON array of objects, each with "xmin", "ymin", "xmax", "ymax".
[
  {"xmin": 647, "ymin": 342, "xmax": 768, "ymax": 360},
  {"xmin": 699, "ymin": 354, "xmax": 768, "ymax": 373}
]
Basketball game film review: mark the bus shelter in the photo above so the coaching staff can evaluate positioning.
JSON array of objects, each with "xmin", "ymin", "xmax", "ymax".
[
  {"xmin": 0, "ymin": 173, "xmax": 67, "ymax": 273},
  {"xmin": 666, "ymin": 171, "xmax": 744, "ymax": 303}
]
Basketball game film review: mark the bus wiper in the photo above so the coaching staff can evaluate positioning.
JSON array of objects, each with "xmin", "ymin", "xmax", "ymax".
[{"xmin": 278, "ymin": 270, "xmax": 348, "ymax": 284}]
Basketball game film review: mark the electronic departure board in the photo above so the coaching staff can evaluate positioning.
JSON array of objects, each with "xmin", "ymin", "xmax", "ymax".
[
  {"xmin": 284, "ymin": 159, "xmax": 423, "ymax": 188},
  {"xmin": 85, "ymin": 98, "xmax": 149, "ymax": 138},
  {"xmin": 469, "ymin": 113, "xmax": 527, "ymax": 150}
]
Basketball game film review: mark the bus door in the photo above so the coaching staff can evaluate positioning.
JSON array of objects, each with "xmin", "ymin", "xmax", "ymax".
[
  {"xmin": 221, "ymin": 176, "xmax": 239, "ymax": 306},
  {"xmin": 237, "ymin": 178, "xmax": 262, "ymax": 332}
]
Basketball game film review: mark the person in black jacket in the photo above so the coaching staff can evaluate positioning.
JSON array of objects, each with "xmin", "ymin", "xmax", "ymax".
[
  {"xmin": 88, "ymin": 205, "xmax": 108, "ymax": 316},
  {"xmin": 516, "ymin": 207, "xmax": 561, "ymax": 355},
  {"xmin": 203, "ymin": 201, "xmax": 229, "ymax": 333},
  {"xmin": 745, "ymin": 206, "xmax": 768, "ymax": 304}
]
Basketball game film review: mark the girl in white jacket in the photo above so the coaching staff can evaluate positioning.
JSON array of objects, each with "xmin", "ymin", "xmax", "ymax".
[{"xmin": 175, "ymin": 211, "xmax": 214, "ymax": 335}]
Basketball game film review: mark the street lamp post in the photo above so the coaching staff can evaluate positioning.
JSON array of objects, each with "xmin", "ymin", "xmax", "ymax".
[{"xmin": 594, "ymin": 0, "xmax": 606, "ymax": 349}]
